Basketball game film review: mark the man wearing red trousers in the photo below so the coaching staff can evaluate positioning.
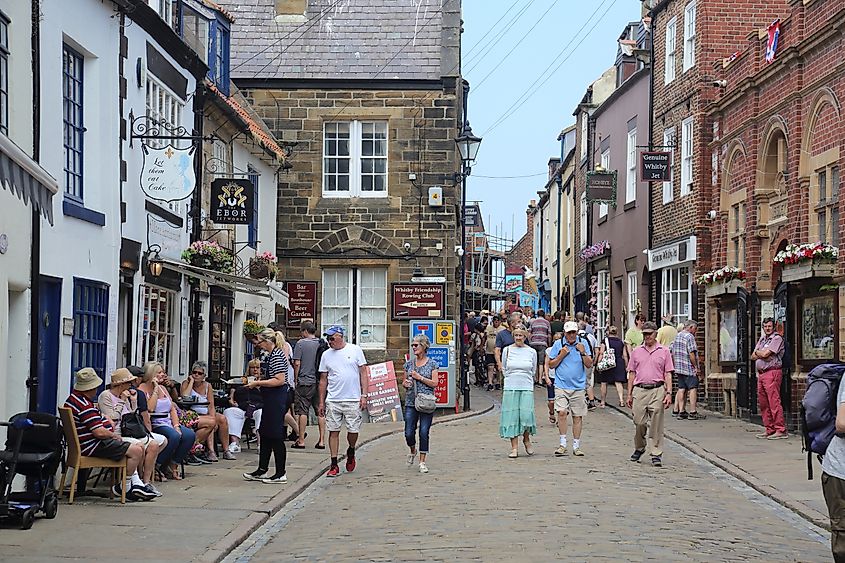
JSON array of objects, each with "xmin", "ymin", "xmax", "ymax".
[{"xmin": 751, "ymin": 318, "xmax": 787, "ymax": 439}]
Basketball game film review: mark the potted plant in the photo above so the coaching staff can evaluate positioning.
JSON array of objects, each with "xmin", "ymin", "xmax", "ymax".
[
  {"xmin": 249, "ymin": 251, "xmax": 278, "ymax": 280},
  {"xmin": 181, "ymin": 240, "xmax": 234, "ymax": 273},
  {"xmin": 242, "ymin": 319, "xmax": 264, "ymax": 338},
  {"xmin": 697, "ymin": 266, "xmax": 746, "ymax": 297},
  {"xmin": 773, "ymin": 242, "xmax": 838, "ymax": 282}
]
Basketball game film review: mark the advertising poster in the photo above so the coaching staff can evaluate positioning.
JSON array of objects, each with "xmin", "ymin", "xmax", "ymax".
[
  {"xmin": 365, "ymin": 361, "xmax": 403, "ymax": 423},
  {"xmin": 504, "ymin": 274, "xmax": 522, "ymax": 293}
]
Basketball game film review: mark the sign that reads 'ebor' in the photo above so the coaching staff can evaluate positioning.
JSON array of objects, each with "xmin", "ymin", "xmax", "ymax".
[
  {"xmin": 140, "ymin": 144, "xmax": 196, "ymax": 202},
  {"xmin": 640, "ymin": 151, "xmax": 672, "ymax": 182},
  {"xmin": 211, "ymin": 178, "xmax": 254, "ymax": 225},
  {"xmin": 586, "ymin": 170, "xmax": 617, "ymax": 204}
]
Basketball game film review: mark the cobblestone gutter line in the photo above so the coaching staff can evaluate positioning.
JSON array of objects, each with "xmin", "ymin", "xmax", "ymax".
[{"xmin": 197, "ymin": 399, "xmax": 496, "ymax": 563}]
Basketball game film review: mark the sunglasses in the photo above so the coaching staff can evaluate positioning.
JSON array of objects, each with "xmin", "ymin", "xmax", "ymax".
[
  {"xmin": 411, "ymin": 343, "xmax": 421, "ymax": 348},
  {"xmin": 191, "ymin": 370, "xmax": 205, "ymax": 375}
]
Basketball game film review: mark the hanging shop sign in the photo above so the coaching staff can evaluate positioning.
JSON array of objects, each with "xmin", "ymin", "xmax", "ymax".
[
  {"xmin": 285, "ymin": 281, "xmax": 317, "ymax": 328},
  {"xmin": 391, "ymin": 283, "xmax": 445, "ymax": 320},
  {"xmin": 640, "ymin": 151, "xmax": 672, "ymax": 182},
  {"xmin": 504, "ymin": 273, "xmax": 523, "ymax": 293},
  {"xmin": 211, "ymin": 178, "xmax": 254, "ymax": 225},
  {"xmin": 464, "ymin": 204, "xmax": 482, "ymax": 227},
  {"xmin": 586, "ymin": 170, "xmax": 617, "ymax": 204},
  {"xmin": 140, "ymin": 144, "xmax": 197, "ymax": 202}
]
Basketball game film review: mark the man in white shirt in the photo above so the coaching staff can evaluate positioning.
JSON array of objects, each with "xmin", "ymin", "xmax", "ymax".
[{"xmin": 318, "ymin": 325, "xmax": 368, "ymax": 477}]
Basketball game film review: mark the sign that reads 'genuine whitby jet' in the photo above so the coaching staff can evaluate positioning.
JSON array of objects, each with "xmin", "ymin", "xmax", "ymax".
[
  {"xmin": 140, "ymin": 144, "xmax": 196, "ymax": 202},
  {"xmin": 586, "ymin": 170, "xmax": 617, "ymax": 204},
  {"xmin": 640, "ymin": 151, "xmax": 672, "ymax": 182},
  {"xmin": 211, "ymin": 178, "xmax": 254, "ymax": 224}
]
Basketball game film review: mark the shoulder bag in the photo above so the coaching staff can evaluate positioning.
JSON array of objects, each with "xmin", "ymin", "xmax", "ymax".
[
  {"xmin": 413, "ymin": 360, "xmax": 437, "ymax": 414},
  {"xmin": 596, "ymin": 338, "xmax": 617, "ymax": 372},
  {"xmin": 121, "ymin": 410, "xmax": 150, "ymax": 439}
]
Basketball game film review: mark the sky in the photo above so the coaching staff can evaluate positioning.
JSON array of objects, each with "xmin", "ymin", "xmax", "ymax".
[{"xmin": 461, "ymin": 0, "xmax": 642, "ymax": 245}]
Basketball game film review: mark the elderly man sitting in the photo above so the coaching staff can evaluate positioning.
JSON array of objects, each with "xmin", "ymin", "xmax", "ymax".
[{"xmin": 63, "ymin": 368, "xmax": 156, "ymax": 501}]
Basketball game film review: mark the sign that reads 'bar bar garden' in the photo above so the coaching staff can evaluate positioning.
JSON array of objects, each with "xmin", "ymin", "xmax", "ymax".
[
  {"xmin": 640, "ymin": 151, "xmax": 672, "ymax": 182},
  {"xmin": 586, "ymin": 170, "xmax": 617, "ymax": 204},
  {"xmin": 211, "ymin": 178, "xmax": 254, "ymax": 224}
]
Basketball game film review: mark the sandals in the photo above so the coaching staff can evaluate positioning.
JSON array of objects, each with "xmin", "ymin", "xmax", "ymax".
[
  {"xmin": 291, "ymin": 443, "xmax": 306, "ymax": 449},
  {"xmin": 523, "ymin": 440, "xmax": 534, "ymax": 456},
  {"xmin": 548, "ymin": 414, "xmax": 556, "ymax": 424},
  {"xmin": 508, "ymin": 449, "xmax": 518, "ymax": 458}
]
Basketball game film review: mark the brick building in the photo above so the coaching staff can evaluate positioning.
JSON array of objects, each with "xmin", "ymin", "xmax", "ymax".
[
  {"xmin": 704, "ymin": 0, "xmax": 845, "ymax": 426},
  {"xmin": 223, "ymin": 0, "xmax": 464, "ymax": 371},
  {"xmin": 505, "ymin": 202, "xmax": 536, "ymax": 311}
]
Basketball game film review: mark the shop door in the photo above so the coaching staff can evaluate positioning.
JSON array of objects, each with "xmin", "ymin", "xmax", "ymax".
[
  {"xmin": 735, "ymin": 287, "xmax": 750, "ymax": 411},
  {"xmin": 208, "ymin": 288, "xmax": 234, "ymax": 382},
  {"xmin": 35, "ymin": 278, "xmax": 62, "ymax": 413}
]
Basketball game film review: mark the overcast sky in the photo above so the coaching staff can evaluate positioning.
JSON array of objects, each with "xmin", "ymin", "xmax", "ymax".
[{"xmin": 462, "ymin": 0, "xmax": 640, "ymax": 244}]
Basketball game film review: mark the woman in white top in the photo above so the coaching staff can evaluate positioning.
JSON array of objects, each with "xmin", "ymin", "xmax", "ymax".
[{"xmin": 498, "ymin": 328, "xmax": 538, "ymax": 458}]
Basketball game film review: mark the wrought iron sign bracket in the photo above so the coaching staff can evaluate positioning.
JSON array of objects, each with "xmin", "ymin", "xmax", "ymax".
[{"xmin": 129, "ymin": 111, "xmax": 216, "ymax": 148}]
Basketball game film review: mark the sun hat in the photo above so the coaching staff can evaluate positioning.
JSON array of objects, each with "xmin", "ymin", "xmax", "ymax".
[
  {"xmin": 110, "ymin": 368, "xmax": 135, "ymax": 386},
  {"xmin": 563, "ymin": 321, "xmax": 579, "ymax": 333},
  {"xmin": 324, "ymin": 325, "xmax": 345, "ymax": 337},
  {"xmin": 74, "ymin": 367, "xmax": 104, "ymax": 392}
]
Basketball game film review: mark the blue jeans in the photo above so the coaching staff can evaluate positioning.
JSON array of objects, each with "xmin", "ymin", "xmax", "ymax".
[
  {"xmin": 404, "ymin": 405, "xmax": 433, "ymax": 454},
  {"xmin": 154, "ymin": 425, "xmax": 196, "ymax": 466}
]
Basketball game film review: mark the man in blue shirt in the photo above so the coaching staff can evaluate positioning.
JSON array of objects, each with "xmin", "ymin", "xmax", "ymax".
[{"xmin": 548, "ymin": 321, "xmax": 593, "ymax": 457}]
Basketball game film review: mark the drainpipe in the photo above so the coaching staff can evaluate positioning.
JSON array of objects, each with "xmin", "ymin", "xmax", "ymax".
[
  {"xmin": 556, "ymin": 168, "xmax": 562, "ymax": 312},
  {"xmin": 647, "ymin": 9, "xmax": 656, "ymax": 318},
  {"xmin": 27, "ymin": 0, "xmax": 42, "ymax": 412},
  {"xmin": 189, "ymin": 83, "xmax": 206, "ymax": 367}
]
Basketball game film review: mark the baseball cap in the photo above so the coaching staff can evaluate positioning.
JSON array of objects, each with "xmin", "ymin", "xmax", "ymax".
[
  {"xmin": 127, "ymin": 365, "xmax": 144, "ymax": 378},
  {"xmin": 642, "ymin": 321, "xmax": 658, "ymax": 333},
  {"xmin": 563, "ymin": 321, "xmax": 579, "ymax": 333},
  {"xmin": 324, "ymin": 325, "xmax": 345, "ymax": 337}
]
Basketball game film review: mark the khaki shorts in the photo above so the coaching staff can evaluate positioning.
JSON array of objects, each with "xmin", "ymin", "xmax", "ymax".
[
  {"xmin": 326, "ymin": 400, "xmax": 362, "ymax": 433},
  {"xmin": 554, "ymin": 388, "xmax": 587, "ymax": 417}
]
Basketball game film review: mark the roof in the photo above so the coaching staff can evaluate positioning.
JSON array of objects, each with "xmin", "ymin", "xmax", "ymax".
[
  {"xmin": 219, "ymin": 0, "xmax": 444, "ymax": 80},
  {"xmin": 205, "ymin": 80, "xmax": 287, "ymax": 163},
  {"xmin": 197, "ymin": 0, "xmax": 235, "ymax": 22}
]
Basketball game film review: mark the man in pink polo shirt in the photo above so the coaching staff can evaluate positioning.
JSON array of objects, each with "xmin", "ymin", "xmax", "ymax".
[
  {"xmin": 751, "ymin": 318, "xmax": 787, "ymax": 439},
  {"xmin": 626, "ymin": 321, "xmax": 674, "ymax": 467}
]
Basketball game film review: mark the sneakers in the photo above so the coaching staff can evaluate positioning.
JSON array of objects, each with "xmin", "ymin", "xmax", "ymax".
[
  {"xmin": 184, "ymin": 453, "xmax": 204, "ymax": 466},
  {"xmin": 129, "ymin": 484, "xmax": 156, "ymax": 501},
  {"xmin": 206, "ymin": 452, "xmax": 219, "ymax": 462},
  {"xmin": 651, "ymin": 455, "xmax": 662, "ymax": 467},
  {"xmin": 630, "ymin": 449, "xmax": 645, "ymax": 462},
  {"xmin": 345, "ymin": 448, "xmax": 356, "ymax": 473},
  {"xmin": 243, "ymin": 470, "xmax": 266, "ymax": 482},
  {"xmin": 755, "ymin": 432, "xmax": 771, "ymax": 439},
  {"xmin": 144, "ymin": 483, "xmax": 163, "ymax": 497},
  {"xmin": 554, "ymin": 446, "xmax": 568, "ymax": 457},
  {"xmin": 419, "ymin": 462, "xmax": 429, "ymax": 474},
  {"xmin": 495, "ymin": 384, "xmax": 501, "ymax": 390},
  {"xmin": 261, "ymin": 474, "xmax": 288, "ymax": 484},
  {"xmin": 407, "ymin": 452, "xmax": 417, "ymax": 466},
  {"xmin": 767, "ymin": 432, "xmax": 789, "ymax": 440},
  {"xmin": 671, "ymin": 410, "xmax": 679, "ymax": 418},
  {"xmin": 573, "ymin": 447, "xmax": 585, "ymax": 457},
  {"xmin": 679, "ymin": 411, "xmax": 688, "ymax": 420},
  {"xmin": 326, "ymin": 465, "xmax": 340, "ymax": 477},
  {"xmin": 228, "ymin": 442, "xmax": 241, "ymax": 454},
  {"xmin": 687, "ymin": 412, "xmax": 705, "ymax": 420},
  {"xmin": 222, "ymin": 451, "xmax": 236, "ymax": 460},
  {"xmin": 587, "ymin": 400, "xmax": 597, "ymax": 412}
]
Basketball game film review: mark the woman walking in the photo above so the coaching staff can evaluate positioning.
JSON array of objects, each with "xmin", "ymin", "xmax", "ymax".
[
  {"xmin": 243, "ymin": 328, "xmax": 291, "ymax": 484},
  {"xmin": 403, "ymin": 334, "xmax": 439, "ymax": 474},
  {"xmin": 499, "ymin": 328, "xmax": 537, "ymax": 458},
  {"xmin": 595, "ymin": 326, "xmax": 628, "ymax": 408}
]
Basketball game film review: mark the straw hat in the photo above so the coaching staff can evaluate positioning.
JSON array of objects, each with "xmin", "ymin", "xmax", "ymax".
[{"xmin": 110, "ymin": 368, "xmax": 135, "ymax": 386}]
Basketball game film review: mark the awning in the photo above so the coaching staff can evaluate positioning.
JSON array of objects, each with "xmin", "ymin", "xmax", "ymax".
[
  {"xmin": 0, "ymin": 133, "xmax": 58, "ymax": 225},
  {"xmin": 159, "ymin": 258, "xmax": 290, "ymax": 308}
]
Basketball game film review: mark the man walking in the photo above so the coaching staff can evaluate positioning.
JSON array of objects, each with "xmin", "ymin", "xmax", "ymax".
[
  {"xmin": 292, "ymin": 320, "xmax": 327, "ymax": 449},
  {"xmin": 671, "ymin": 320, "xmax": 702, "ymax": 419},
  {"xmin": 627, "ymin": 321, "xmax": 674, "ymax": 467},
  {"xmin": 751, "ymin": 318, "xmax": 787, "ymax": 439},
  {"xmin": 529, "ymin": 310, "xmax": 551, "ymax": 386},
  {"xmin": 548, "ymin": 321, "xmax": 592, "ymax": 457},
  {"xmin": 485, "ymin": 316, "xmax": 504, "ymax": 390},
  {"xmin": 317, "ymin": 325, "xmax": 369, "ymax": 477}
]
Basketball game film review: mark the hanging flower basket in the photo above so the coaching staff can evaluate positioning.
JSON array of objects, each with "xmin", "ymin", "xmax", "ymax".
[
  {"xmin": 774, "ymin": 242, "xmax": 838, "ymax": 282},
  {"xmin": 249, "ymin": 251, "xmax": 278, "ymax": 280},
  {"xmin": 243, "ymin": 319, "xmax": 264, "ymax": 337},
  {"xmin": 181, "ymin": 241, "xmax": 234, "ymax": 273}
]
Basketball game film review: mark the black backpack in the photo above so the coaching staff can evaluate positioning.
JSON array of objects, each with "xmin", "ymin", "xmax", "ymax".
[{"xmin": 314, "ymin": 338, "xmax": 330, "ymax": 373}]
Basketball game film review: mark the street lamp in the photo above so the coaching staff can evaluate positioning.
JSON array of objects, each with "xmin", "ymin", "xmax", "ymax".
[{"xmin": 455, "ymin": 122, "xmax": 482, "ymax": 412}]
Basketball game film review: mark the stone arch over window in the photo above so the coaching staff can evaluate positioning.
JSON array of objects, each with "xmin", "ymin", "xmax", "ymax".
[
  {"xmin": 720, "ymin": 140, "xmax": 748, "ymax": 271},
  {"xmin": 311, "ymin": 225, "xmax": 402, "ymax": 256},
  {"xmin": 755, "ymin": 117, "xmax": 790, "ymax": 280},
  {"xmin": 800, "ymin": 88, "xmax": 841, "ymax": 246}
]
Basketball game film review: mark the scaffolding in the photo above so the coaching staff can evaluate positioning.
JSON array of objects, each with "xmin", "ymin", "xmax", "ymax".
[{"xmin": 464, "ymin": 202, "xmax": 516, "ymax": 313}]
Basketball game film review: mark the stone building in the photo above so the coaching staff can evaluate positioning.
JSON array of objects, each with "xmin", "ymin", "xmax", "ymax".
[
  {"xmin": 224, "ymin": 0, "xmax": 464, "ymax": 370},
  {"xmin": 705, "ymin": 0, "xmax": 845, "ymax": 426}
]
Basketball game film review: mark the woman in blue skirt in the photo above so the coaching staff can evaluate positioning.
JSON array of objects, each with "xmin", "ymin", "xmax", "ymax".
[{"xmin": 499, "ymin": 328, "xmax": 537, "ymax": 458}]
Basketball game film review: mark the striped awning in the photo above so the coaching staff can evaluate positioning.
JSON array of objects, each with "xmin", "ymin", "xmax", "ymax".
[{"xmin": 0, "ymin": 133, "xmax": 58, "ymax": 225}]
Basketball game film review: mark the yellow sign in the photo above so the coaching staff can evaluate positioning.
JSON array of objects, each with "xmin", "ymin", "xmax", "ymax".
[{"xmin": 436, "ymin": 322, "xmax": 453, "ymax": 345}]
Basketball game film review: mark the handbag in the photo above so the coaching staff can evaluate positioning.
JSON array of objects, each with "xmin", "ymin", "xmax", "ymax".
[
  {"xmin": 596, "ymin": 338, "xmax": 617, "ymax": 372},
  {"xmin": 121, "ymin": 411, "xmax": 150, "ymax": 439},
  {"xmin": 414, "ymin": 391, "xmax": 437, "ymax": 414}
]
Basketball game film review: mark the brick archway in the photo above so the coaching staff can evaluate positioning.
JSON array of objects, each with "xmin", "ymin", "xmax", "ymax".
[{"xmin": 311, "ymin": 225, "xmax": 403, "ymax": 255}]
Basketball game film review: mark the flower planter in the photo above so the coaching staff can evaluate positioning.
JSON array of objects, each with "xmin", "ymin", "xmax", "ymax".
[
  {"xmin": 249, "ymin": 260, "xmax": 270, "ymax": 279},
  {"xmin": 705, "ymin": 278, "xmax": 742, "ymax": 298},
  {"xmin": 781, "ymin": 260, "xmax": 836, "ymax": 283}
]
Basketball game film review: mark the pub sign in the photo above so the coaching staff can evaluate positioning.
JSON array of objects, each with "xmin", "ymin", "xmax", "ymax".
[
  {"xmin": 211, "ymin": 178, "xmax": 254, "ymax": 225},
  {"xmin": 586, "ymin": 170, "xmax": 617, "ymax": 204},
  {"xmin": 285, "ymin": 281, "xmax": 317, "ymax": 328}
]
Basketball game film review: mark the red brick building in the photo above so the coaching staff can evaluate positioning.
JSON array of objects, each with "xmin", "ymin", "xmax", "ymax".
[{"xmin": 704, "ymin": 0, "xmax": 845, "ymax": 426}]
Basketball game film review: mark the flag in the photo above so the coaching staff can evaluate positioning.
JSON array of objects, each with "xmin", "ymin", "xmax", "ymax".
[
  {"xmin": 722, "ymin": 51, "xmax": 742, "ymax": 67},
  {"xmin": 765, "ymin": 19, "xmax": 780, "ymax": 64}
]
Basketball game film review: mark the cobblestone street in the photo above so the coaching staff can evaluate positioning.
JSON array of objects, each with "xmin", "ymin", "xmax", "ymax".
[{"xmin": 227, "ymin": 390, "xmax": 830, "ymax": 562}]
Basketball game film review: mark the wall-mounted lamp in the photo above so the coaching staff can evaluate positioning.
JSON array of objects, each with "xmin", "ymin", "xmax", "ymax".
[{"xmin": 148, "ymin": 244, "xmax": 164, "ymax": 277}]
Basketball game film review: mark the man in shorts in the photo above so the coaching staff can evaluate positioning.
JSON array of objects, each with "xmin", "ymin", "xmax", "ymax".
[
  {"xmin": 529, "ymin": 310, "xmax": 551, "ymax": 386},
  {"xmin": 547, "ymin": 321, "xmax": 593, "ymax": 456},
  {"xmin": 292, "ymin": 320, "xmax": 326, "ymax": 449},
  {"xmin": 318, "ymin": 325, "xmax": 369, "ymax": 477},
  {"xmin": 670, "ymin": 320, "xmax": 702, "ymax": 419}
]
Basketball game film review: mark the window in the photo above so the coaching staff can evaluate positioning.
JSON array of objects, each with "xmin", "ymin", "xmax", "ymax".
[
  {"xmin": 145, "ymin": 75, "xmax": 183, "ymax": 149},
  {"xmin": 664, "ymin": 17, "xmax": 677, "ymax": 84},
  {"xmin": 181, "ymin": 6, "xmax": 209, "ymax": 64},
  {"xmin": 71, "ymin": 278, "xmax": 109, "ymax": 389},
  {"xmin": 0, "ymin": 12, "xmax": 8, "ymax": 135},
  {"xmin": 322, "ymin": 268, "xmax": 387, "ymax": 349},
  {"xmin": 247, "ymin": 169, "xmax": 259, "ymax": 249},
  {"xmin": 800, "ymin": 295, "xmax": 836, "ymax": 362},
  {"xmin": 579, "ymin": 192, "xmax": 587, "ymax": 249},
  {"xmin": 662, "ymin": 265, "xmax": 691, "ymax": 323},
  {"xmin": 627, "ymin": 271, "xmax": 638, "ymax": 330},
  {"xmin": 596, "ymin": 270, "xmax": 609, "ymax": 340},
  {"xmin": 212, "ymin": 138, "xmax": 231, "ymax": 174},
  {"xmin": 579, "ymin": 113, "xmax": 588, "ymax": 161},
  {"xmin": 63, "ymin": 45, "xmax": 84, "ymax": 201},
  {"xmin": 566, "ymin": 189, "xmax": 572, "ymax": 251},
  {"xmin": 323, "ymin": 121, "xmax": 387, "ymax": 197},
  {"xmin": 209, "ymin": 21, "xmax": 230, "ymax": 95},
  {"xmin": 626, "ymin": 128, "xmax": 637, "ymax": 204},
  {"xmin": 150, "ymin": 0, "xmax": 177, "ymax": 30},
  {"xmin": 730, "ymin": 202, "xmax": 746, "ymax": 269},
  {"xmin": 816, "ymin": 166, "xmax": 840, "ymax": 246},
  {"xmin": 681, "ymin": 117, "xmax": 693, "ymax": 196},
  {"xmin": 209, "ymin": 290, "xmax": 233, "ymax": 380},
  {"xmin": 683, "ymin": 1, "xmax": 696, "ymax": 71},
  {"xmin": 662, "ymin": 127, "xmax": 676, "ymax": 204},
  {"xmin": 599, "ymin": 150, "xmax": 610, "ymax": 218},
  {"xmin": 139, "ymin": 284, "xmax": 175, "ymax": 366}
]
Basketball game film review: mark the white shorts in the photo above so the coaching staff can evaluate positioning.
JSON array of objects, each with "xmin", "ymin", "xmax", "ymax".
[{"xmin": 326, "ymin": 401, "xmax": 362, "ymax": 433}]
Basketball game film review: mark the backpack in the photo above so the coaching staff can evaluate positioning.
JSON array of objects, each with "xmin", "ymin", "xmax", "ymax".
[
  {"xmin": 801, "ymin": 363, "xmax": 845, "ymax": 479},
  {"xmin": 314, "ymin": 338, "xmax": 330, "ymax": 373}
]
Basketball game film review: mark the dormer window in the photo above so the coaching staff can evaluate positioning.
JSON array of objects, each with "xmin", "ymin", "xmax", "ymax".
[
  {"xmin": 182, "ymin": 6, "xmax": 209, "ymax": 64},
  {"xmin": 149, "ymin": 0, "xmax": 177, "ymax": 31},
  {"xmin": 209, "ymin": 18, "xmax": 230, "ymax": 95},
  {"xmin": 179, "ymin": 4, "xmax": 230, "ymax": 96}
]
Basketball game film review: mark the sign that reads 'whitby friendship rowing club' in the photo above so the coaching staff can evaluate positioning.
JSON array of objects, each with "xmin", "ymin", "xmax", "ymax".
[
  {"xmin": 140, "ymin": 144, "xmax": 197, "ymax": 202},
  {"xmin": 211, "ymin": 178, "xmax": 254, "ymax": 225},
  {"xmin": 391, "ymin": 283, "xmax": 445, "ymax": 320},
  {"xmin": 640, "ymin": 151, "xmax": 672, "ymax": 182}
]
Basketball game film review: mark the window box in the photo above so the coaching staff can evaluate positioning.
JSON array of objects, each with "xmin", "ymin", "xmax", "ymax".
[
  {"xmin": 705, "ymin": 278, "xmax": 742, "ymax": 298},
  {"xmin": 781, "ymin": 260, "xmax": 836, "ymax": 283}
]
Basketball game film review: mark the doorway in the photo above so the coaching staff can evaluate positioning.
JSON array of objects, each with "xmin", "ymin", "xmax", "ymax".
[{"xmin": 36, "ymin": 277, "xmax": 62, "ymax": 414}]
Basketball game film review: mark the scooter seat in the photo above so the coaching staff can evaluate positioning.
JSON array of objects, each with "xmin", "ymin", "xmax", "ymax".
[{"xmin": 0, "ymin": 451, "xmax": 55, "ymax": 464}]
